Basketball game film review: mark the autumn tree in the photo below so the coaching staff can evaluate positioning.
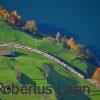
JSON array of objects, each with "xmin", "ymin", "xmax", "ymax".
[
  {"xmin": 22, "ymin": 20, "xmax": 37, "ymax": 34},
  {"xmin": 12, "ymin": 10, "xmax": 21, "ymax": 20},
  {"xmin": 66, "ymin": 38, "xmax": 75, "ymax": 48},
  {"xmin": 56, "ymin": 32, "xmax": 61, "ymax": 42},
  {"xmin": 92, "ymin": 68, "xmax": 100, "ymax": 81}
]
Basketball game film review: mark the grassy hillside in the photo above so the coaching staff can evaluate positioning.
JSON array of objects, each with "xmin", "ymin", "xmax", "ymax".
[
  {"xmin": 0, "ymin": 16, "xmax": 89, "ymax": 76},
  {"xmin": 0, "ymin": 16, "xmax": 100, "ymax": 100}
]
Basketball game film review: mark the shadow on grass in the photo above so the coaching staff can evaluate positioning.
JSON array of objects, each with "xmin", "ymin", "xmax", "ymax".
[
  {"xmin": 71, "ymin": 57, "xmax": 98, "ymax": 78},
  {"xmin": 48, "ymin": 52, "xmax": 100, "ymax": 79},
  {"xmin": 14, "ymin": 51, "xmax": 27, "ymax": 57},
  {"xmin": 48, "ymin": 53, "xmax": 87, "ymax": 78},
  {"xmin": 40, "ymin": 63, "xmax": 91, "ymax": 100},
  {"xmin": 19, "ymin": 73, "xmax": 36, "ymax": 85}
]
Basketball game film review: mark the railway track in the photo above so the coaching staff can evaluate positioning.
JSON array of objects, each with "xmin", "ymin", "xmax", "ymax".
[{"xmin": 0, "ymin": 42, "xmax": 84, "ymax": 79}]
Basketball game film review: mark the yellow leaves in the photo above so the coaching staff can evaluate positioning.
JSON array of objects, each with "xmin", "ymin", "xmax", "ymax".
[
  {"xmin": 92, "ymin": 67, "xmax": 100, "ymax": 81},
  {"xmin": 66, "ymin": 38, "xmax": 75, "ymax": 47},
  {"xmin": 0, "ymin": 7, "xmax": 10, "ymax": 20},
  {"xmin": 12, "ymin": 11, "xmax": 21, "ymax": 20},
  {"xmin": 23, "ymin": 20, "xmax": 36, "ymax": 30}
]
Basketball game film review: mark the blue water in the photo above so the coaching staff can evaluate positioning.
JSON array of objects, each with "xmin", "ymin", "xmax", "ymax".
[{"xmin": 0, "ymin": 0, "xmax": 100, "ymax": 57}]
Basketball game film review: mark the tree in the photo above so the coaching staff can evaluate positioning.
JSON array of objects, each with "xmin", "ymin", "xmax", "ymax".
[
  {"xmin": 12, "ymin": 10, "xmax": 21, "ymax": 20},
  {"xmin": 66, "ymin": 38, "xmax": 75, "ymax": 48},
  {"xmin": 22, "ymin": 20, "xmax": 37, "ymax": 34},
  {"xmin": 92, "ymin": 68, "xmax": 100, "ymax": 81},
  {"xmin": 15, "ymin": 69, "xmax": 22, "ymax": 80},
  {"xmin": 60, "ymin": 35, "xmax": 66, "ymax": 45},
  {"xmin": 56, "ymin": 32, "xmax": 61, "ymax": 42},
  {"xmin": 81, "ymin": 49, "xmax": 93, "ymax": 59},
  {"xmin": 0, "ymin": 15, "xmax": 4, "ymax": 24},
  {"xmin": 71, "ymin": 44, "xmax": 82, "ymax": 58},
  {"xmin": 41, "ymin": 63, "xmax": 51, "ymax": 80},
  {"xmin": 71, "ymin": 44, "xmax": 93, "ymax": 60}
]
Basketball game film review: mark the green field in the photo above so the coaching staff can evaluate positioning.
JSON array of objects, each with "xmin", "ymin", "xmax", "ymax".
[{"xmin": 0, "ymin": 16, "xmax": 100, "ymax": 100}]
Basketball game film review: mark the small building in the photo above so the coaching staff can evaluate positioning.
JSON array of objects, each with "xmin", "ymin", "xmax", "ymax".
[{"xmin": 0, "ymin": 50, "xmax": 15, "ymax": 57}]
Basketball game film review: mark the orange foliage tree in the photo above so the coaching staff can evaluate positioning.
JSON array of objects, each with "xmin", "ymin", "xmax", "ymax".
[
  {"xmin": 66, "ymin": 38, "xmax": 75, "ymax": 47},
  {"xmin": 12, "ymin": 11, "xmax": 21, "ymax": 20},
  {"xmin": 23, "ymin": 20, "xmax": 37, "ymax": 34},
  {"xmin": 92, "ymin": 68, "xmax": 100, "ymax": 81}
]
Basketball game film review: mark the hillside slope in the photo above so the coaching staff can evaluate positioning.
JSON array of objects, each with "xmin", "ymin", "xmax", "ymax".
[
  {"xmin": 0, "ymin": 16, "xmax": 90, "ymax": 76},
  {"xmin": 0, "ymin": 16, "xmax": 99, "ymax": 100}
]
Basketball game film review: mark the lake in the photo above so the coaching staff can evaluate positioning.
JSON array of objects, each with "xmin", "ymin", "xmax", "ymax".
[{"xmin": 0, "ymin": 0, "xmax": 100, "ymax": 57}]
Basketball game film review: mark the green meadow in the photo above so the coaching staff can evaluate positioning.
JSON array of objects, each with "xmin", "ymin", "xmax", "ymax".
[{"xmin": 0, "ymin": 16, "xmax": 100, "ymax": 100}]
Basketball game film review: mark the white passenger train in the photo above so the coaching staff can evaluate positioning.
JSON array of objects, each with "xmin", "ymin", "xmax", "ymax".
[{"xmin": 0, "ymin": 42, "xmax": 84, "ymax": 79}]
